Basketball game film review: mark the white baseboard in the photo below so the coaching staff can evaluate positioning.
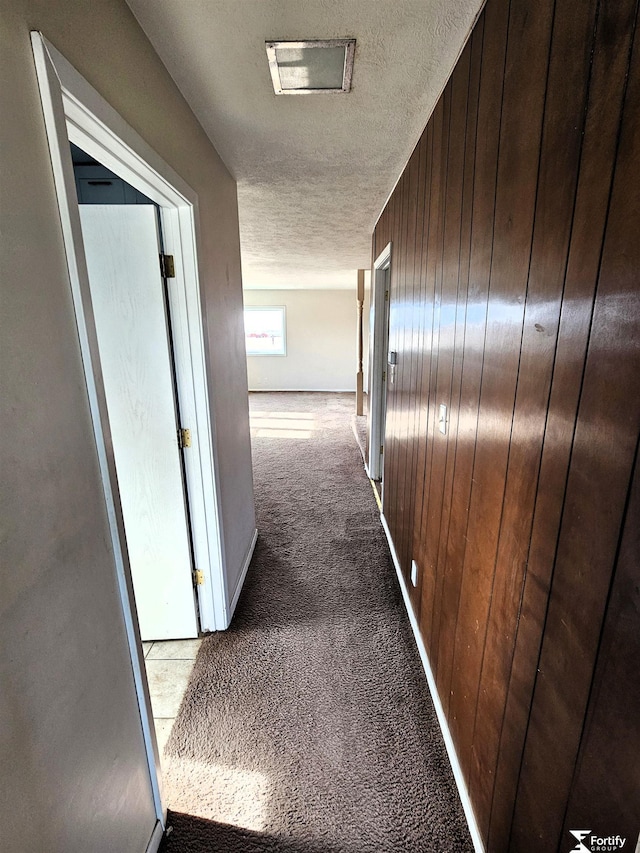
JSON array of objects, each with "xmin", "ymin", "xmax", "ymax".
[
  {"xmin": 227, "ymin": 528, "xmax": 258, "ymax": 623},
  {"xmin": 248, "ymin": 388, "xmax": 356, "ymax": 393},
  {"xmin": 145, "ymin": 821, "xmax": 164, "ymax": 853},
  {"xmin": 380, "ymin": 512, "xmax": 485, "ymax": 853}
]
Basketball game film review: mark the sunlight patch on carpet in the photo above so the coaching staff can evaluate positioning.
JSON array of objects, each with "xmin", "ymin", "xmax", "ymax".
[
  {"xmin": 254, "ymin": 411, "xmax": 316, "ymax": 420},
  {"xmin": 250, "ymin": 412, "xmax": 319, "ymax": 439},
  {"xmin": 163, "ymin": 757, "xmax": 271, "ymax": 831}
]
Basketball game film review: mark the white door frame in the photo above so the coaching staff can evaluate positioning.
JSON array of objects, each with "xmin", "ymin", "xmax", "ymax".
[
  {"xmin": 31, "ymin": 31, "xmax": 229, "ymax": 843},
  {"xmin": 368, "ymin": 242, "xmax": 392, "ymax": 482}
]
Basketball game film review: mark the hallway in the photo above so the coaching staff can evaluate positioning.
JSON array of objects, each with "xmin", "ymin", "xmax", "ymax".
[{"xmin": 160, "ymin": 393, "xmax": 471, "ymax": 852}]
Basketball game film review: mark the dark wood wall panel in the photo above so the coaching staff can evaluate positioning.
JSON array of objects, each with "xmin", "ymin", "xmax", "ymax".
[
  {"xmin": 422, "ymin": 41, "xmax": 470, "ymax": 678},
  {"xmin": 416, "ymin": 79, "xmax": 452, "ymax": 653},
  {"xmin": 562, "ymin": 441, "xmax": 640, "ymax": 845},
  {"xmin": 410, "ymin": 122, "xmax": 436, "ymax": 623},
  {"xmin": 371, "ymin": 0, "xmax": 640, "ymax": 849},
  {"xmin": 470, "ymin": 0, "xmax": 603, "ymax": 840},
  {"xmin": 430, "ymin": 25, "xmax": 481, "ymax": 685},
  {"xmin": 487, "ymin": 0, "xmax": 639, "ymax": 847},
  {"xmin": 414, "ymin": 97, "xmax": 447, "ymax": 642},
  {"xmin": 404, "ymin": 135, "xmax": 429, "ymax": 618},
  {"xmin": 434, "ymin": 0, "xmax": 507, "ymax": 724},
  {"xmin": 510, "ymin": 12, "xmax": 640, "ymax": 847},
  {"xmin": 398, "ymin": 147, "xmax": 422, "ymax": 579},
  {"xmin": 447, "ymin": 0, "xmax": 555, "ymax": 790}
]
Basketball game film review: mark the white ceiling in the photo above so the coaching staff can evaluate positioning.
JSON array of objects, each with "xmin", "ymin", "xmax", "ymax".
[{"xmin": 125, "ymin": 0, "xmax": 482, "ymax": 289}]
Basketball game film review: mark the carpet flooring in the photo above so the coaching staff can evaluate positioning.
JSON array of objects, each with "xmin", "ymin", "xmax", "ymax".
[{"xmin": 159, "ymin": 392, "xmax": 472, "ymax": 853}]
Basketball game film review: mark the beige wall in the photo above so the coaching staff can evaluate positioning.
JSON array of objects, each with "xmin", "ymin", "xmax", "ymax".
[
  {"xmin": 244, "ymin": 289, "xmax": 357, "ymax": 391},
  {"xmin": 0, "ymin": 0, "xmax": 254, "ymax": 849}
]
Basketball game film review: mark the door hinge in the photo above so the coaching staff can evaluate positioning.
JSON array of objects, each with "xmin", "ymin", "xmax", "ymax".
[
  {"xmin": 382, "ymin": 370, "xmax": 386, "ymax": 382},
  {"xmin": 177, "ymin": 427, "xmax": 191, "ymax": 449},
  {"xmin": 385, "ymin": 290, "xmax": 389, "ymax": 301},
  {"xmin": 160, "ymin": 253, "xmax": 175, "ymax": 279},
  {"xmin": 380, "ymin": 444, "xmax": 384, "ymax": 455},
  {"xmin": 193, "ymin": 569, "xmax": 205, "ymax": 586}
]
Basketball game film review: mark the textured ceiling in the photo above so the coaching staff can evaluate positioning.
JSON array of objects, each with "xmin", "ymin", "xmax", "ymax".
[{"xmin": 125, "ymin": 0, "xmax": 483, "ymax": 289}]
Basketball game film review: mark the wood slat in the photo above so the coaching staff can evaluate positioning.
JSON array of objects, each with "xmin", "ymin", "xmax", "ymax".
[
  {"xmin": 417, "ymin": 72, "xmax": 456, "ymax": 652},
  {"xmin": 398, "ymin": 145, "xmax": 423, "ymax": 579},
  {"xmin": 424, "ymin": 38, "xmax": 471, "ymax": 647},
  {"xmin": 468, "ymin": 0, "xmax": 601, "ymax": 837},
  {"xmin": 447, "ymin": 0, "xmax": 556, "ymax": 780},
  {"xmin": 404, "ymin": 135, "xmax": 430, "ymax": 615},
  {"xmin": 489, "ymin": 0, "xmax": 639, "ymax": 846},
  {"xmin": 434, "ymin": 0, "xmax": 510, "ymax": 722},
  {"xmin": 410, "ymin": 121, "xmax": 436, "ymax": 624},
  {"xmin": 562, "ymin": 440, "xmax": 640, "ymax": 845},
  {"xmin": 411, "ymin": 97, "xmax": 445, "ymax": 650},
  {"xmin": 416, "ymin": 93, "xmax": 449, "ymax": 654},
  {"xmin": 431, "ymin": 15, "xmax": 483, "ymax": 685},
  {"xmin": 510, "ymin": 11, "xmax": 640, "ymax": 846}
]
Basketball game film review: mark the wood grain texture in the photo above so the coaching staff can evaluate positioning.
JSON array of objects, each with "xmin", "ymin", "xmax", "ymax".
[
  {"xmin": 423, "ymin": 40, "xmax": 470, "ymax": 675},
  {"xmin": 410, "ymin": 123, "xmax": 435, "ymax": 624},
  {"xmin": 561, "ymin": 441, "xmax": 640, "ymax": 846},
  {"xmin": 417, "ymin": 81, "xmax": 452, "ymax": 656},
  {"xmin": 404, "ymin": 135, "xmax": 430, "ymax": 616},
  {"xmin": 435, "ymin": 0, "xmax": 509, "ymax": 726},
  {"xmin": 397, "ymin": 145, "xmax": 421, "ymax": 582},
  {"xmin": 488, "ymin": 0, "xmax": 640, "ymax": 847},
  {"xmin": 447, "ymin": 0, "xmax": 555, "ymax": 795},
  {"xmin": 416, "ymin": 95, "xmax": 447, "ymax": 656},
  {"xmin": 372, "ymin": 0, "xmax": 640, "ymax": 848},
  {"xmin": 470, "ymin": 0, "xmax": 602, "ymax": 836},
  {"xmin": 510, "ymin": 9, "xmax": 640, "ymax": 847},
  {"xmin": 430, "ymin": 20, "xmax": 482, "ymax": 688}
]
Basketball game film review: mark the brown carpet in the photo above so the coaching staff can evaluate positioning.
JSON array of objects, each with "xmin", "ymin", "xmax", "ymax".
[{"xmin": 159, "ymin": 392, "xmax": 472, "ymax": 853}]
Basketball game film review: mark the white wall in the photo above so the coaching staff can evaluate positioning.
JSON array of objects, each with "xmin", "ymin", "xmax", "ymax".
[
  {"xmin": 0, "ymin": 0, "xmax": 254, "ymax": 849},
  {"xmin": 244, "ymin": 289, "xmax": 357, "ymax": 391}
]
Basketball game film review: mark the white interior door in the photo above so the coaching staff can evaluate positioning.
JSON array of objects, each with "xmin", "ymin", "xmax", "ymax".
[{"xmin": 79, "ymin": 204, "xmax": 198, "ymax": 641}]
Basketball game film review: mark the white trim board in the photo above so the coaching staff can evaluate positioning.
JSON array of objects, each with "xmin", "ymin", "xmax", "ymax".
[
  {"xmin": 228, "ymin": 528, "xmax": 259, "ymax": 620},
  {"xmin": 145, "ymin": 822, "xmax": 164, "ymax": 853},
  {"xmin": 380, "ymin": 512, "xmax": 485, "ymax": 853},
  {"xmin": 368, "ymin": 242, "xmax": 392, "ymax": 481},
  {"xmin": 248, "ymin": 388, "xmax": 356, "ymax": 392}
]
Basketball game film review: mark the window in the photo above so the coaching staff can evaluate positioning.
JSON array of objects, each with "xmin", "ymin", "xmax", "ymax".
[{"xmin": 244, "ymin": 306, "xmax": 286, "ymax": 356}]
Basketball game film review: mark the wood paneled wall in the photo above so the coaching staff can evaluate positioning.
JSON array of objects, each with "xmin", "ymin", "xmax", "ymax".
[{"xmin": 372, "ymin": 0, "xmax": 640, "ymax": 849}]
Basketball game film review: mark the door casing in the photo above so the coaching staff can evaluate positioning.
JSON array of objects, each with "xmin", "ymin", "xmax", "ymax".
[{"xmin": 368, "ymin": 243, "xmax": 392, "ymax": 483}]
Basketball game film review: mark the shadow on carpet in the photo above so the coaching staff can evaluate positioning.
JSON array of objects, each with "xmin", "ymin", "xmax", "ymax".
[{"xmin": 161, "ymin": 810, "xmax": 363, "ymax": 853}]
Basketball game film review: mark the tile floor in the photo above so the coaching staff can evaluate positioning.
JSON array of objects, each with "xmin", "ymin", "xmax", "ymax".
[{"xmin": 142, "ymin": 638, "xmax": 203, "ymax": 761}]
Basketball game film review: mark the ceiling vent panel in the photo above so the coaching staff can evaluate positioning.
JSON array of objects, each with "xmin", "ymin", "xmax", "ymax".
[{"xmin": 266, "ymin": 39, "xmax": 356, "ymax": 95}]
